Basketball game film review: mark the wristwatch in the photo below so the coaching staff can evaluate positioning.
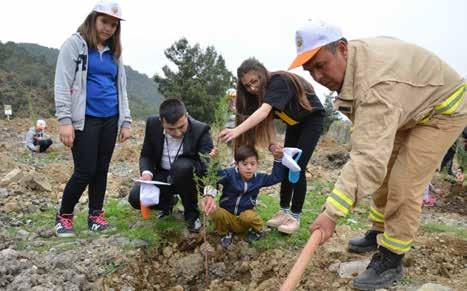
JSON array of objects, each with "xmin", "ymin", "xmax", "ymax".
[{"xmin": 203, "ymin": 186, "xmax": 218, "ymax": 197}]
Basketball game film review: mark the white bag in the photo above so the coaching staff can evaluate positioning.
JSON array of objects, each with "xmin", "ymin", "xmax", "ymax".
[
  {"xmin": 282, "ymin": 147, "xmax": 302, "ymax": 172},
  {"xmin": 140, "ymin": 183, "xmax": 160, "ymax": 206}
]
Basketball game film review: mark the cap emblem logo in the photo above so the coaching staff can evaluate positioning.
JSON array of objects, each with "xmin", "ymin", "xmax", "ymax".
[
  {"xmin": 111, "ymin": 5, "xmax": 119, "ymax": 14},
  {"xmin": 296, "ymin": 34, "xmax": 303, "ymax": 49}
]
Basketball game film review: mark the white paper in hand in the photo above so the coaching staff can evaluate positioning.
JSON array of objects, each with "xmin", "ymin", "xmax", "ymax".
[
  {"xmin": 133, "ymin": 179, "xmax": 170, "ymax": 186},
  {"xmin": 282, "ymin": 147, "xmax": 302, "ymax": 172},
  {"xmin": 140, "ymin": 183, "xmax": 160, "ymax": 206}
]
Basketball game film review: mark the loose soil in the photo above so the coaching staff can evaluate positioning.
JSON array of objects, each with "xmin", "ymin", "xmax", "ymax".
[{"xmin": 0, "ymin": 118, "xmax": 465, "ymax": 290}]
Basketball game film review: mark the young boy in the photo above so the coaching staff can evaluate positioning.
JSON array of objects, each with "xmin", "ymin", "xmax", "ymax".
[
  {"xmin": 25, "ymin": 119, "xmax": 53, "ymax": 153},
  {"xmin": 203, "ymin": 145, "xmax": 284, "ymax": 248}
]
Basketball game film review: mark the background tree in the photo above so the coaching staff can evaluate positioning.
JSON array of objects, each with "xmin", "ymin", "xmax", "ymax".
[
  {"xmin": 154, "ymin": 38, "xmax": 235, "ymax": 124},
  {"xmin": 322, "ymin": 91, "xmax": 340, "ymax": 133}
]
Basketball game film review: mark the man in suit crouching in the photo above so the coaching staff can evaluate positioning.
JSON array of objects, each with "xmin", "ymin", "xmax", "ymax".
[{"xmin": 128, "ymin": 98, "xmax": 213, "ymax": 232}]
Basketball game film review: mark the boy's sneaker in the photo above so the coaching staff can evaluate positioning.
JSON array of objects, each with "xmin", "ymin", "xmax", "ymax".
[
  {"xmin": 220, "ymin": 232, "xmax": 233, "ymax": 248},
  {"xmin": 88, "ymin": 210, "xmax": 110, "ymax": 232},
  {"xmin": 247, "ymin": 228, "xmax": 262, "ymax": 243},
  {"xmin": 55, "ymin": 213, "xmax": 75, "ymax": 238},
  {"xmin": 157, "ymin": 209, "xmax": 172, "ymax": 219},
  {"xmin": 157, "ymin": 195, "xmax": 178, "ymax": 219},
  {"xmin": 187, "ymin": 217, "xmax": 202, "ymax": 233}
]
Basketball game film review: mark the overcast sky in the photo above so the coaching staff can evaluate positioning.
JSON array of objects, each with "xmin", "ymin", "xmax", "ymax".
[{"xmin": 1, "ymin": 0, "xmax": 466, "ymax": 98}]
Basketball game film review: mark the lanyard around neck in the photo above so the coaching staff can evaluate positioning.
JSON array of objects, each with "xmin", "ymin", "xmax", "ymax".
[{"xmin": 165, "ymin": 134, "xmax": 185, "ymax": 167}]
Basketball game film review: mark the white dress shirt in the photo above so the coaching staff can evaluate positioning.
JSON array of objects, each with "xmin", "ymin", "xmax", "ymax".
[{"xmin": 160, "ymin": 132, "xmax": 184, "ymax": 170}]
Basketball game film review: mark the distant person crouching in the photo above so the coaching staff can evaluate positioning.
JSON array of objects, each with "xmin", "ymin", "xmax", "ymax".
[{"xmin": 25, "ymin": 119, "xmax": 53, "ymax": 153}]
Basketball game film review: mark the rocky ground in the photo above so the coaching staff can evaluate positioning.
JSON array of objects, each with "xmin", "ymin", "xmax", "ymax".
[{"xmin": 0, "ymin": 118, "xmax": 465, "ymax": 291}]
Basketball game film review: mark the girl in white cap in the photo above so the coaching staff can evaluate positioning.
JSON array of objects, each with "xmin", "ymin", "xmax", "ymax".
[
  {"xmin": 219, "ymin": 58, "xmax": 325, "ymax": 234},
  {"xmin": 54, "ymin": 0, "xmax": 132, "ymax": 237}
]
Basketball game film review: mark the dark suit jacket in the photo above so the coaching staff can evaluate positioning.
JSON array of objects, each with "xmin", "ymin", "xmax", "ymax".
[{"xmin": 139, "ymin": 115, "xmax": 213, "ymax": 176}]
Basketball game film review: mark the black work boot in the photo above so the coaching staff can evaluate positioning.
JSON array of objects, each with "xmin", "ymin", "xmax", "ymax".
[
  {"xmin": 348, "ymin": 230, "xmax": 381, "ymax": 253},
  {"xmin": 353, "ymin": 246, "xmax": 404, "ymax": 290}
]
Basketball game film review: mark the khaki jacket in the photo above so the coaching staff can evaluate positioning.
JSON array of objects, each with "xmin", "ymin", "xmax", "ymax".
[{"xmin": 324, "ymin": 37, "xmax": 466, "ymax": 220}]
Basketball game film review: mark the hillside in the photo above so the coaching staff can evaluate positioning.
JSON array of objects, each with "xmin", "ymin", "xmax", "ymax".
[{"xmin": 0, "ymin": 41, "xmax": 163, "ymax": 120}]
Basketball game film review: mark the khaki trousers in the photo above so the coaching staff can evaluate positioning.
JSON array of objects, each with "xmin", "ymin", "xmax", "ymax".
[
  {"xmin": 210, "ymin": 207, "xmax": 264, "ymax": 235},
  {"xmin": 369, "ymin": 100, "xmax": 467, "ymax": 254}
]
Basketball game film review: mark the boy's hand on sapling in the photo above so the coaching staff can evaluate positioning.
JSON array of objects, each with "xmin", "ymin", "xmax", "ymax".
[
  {"xmin": 202, "ymin": 196, "xmax": 217, "ymax": 215},
  {"xmin": 209, "ymin": 147, "xmax": 219, "ymax": 158}
]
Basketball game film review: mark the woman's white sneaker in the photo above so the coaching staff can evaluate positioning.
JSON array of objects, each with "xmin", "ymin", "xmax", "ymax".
[
  {"xmin": 277, "ymin": 215, "xmax": 300, "ymax": 234},
  {"xmin": 266, "ymin": 210, "xmax": 289, "ymax": 228}
]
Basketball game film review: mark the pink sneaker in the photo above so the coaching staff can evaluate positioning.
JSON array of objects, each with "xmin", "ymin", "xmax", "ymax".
[
  {"xmin": 423, "ymin": 195, "xmax": 436, "ymax": 207},
  {"xmin": 277, "ymin": 215, "xmax": 300, "ymax": 234},
  {"xmin": 55, "ymin": 213, "xmax": 75, "ymax": 238},
  {"xmin": 266, "ymin": 210, "xmax": 289, "ymax": 228},
  {"xmin": 88, "ymin": 210, "xmax": 110, "ymax": 232}
]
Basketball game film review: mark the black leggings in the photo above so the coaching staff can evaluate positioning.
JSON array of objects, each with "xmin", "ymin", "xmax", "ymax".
[
  {"xmin": 280, "ymin": 112, "xmax": 324, "ymax": 214},
  {"xmin": 440, "ymin": 142, "xmax": 456, "ymax": 175},
  {"xmin": 59, "ymin": 115, "xmax": 118, "ymax": 214}
]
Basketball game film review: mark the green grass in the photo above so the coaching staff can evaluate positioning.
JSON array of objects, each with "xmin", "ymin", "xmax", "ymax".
[
  {"xmin": 252, "ymin": 181, "xmax": 465, "ymax": 250},
  {"xmin": 16, "ymin": 148, "xmax": 66, "ymax": 165},
  {"xmin": 9, "ymin": 181, "xmax": 369, "ymax": 253},
  {"xmin": 421, "ymin": 223, "xmax": 467, "ymax": 239},
  {"xmin": 252, "ymin": 181, "xmax": 370, "ymax": 250},
  {"xmin": 10, "ymin": 180, "xmax": 465, "ymax": 255},
  {"xmin": 7, "ymin": 227, "xmax": 19, "ymax": 236},
  {"xmin": 399, "ymin": 275, "xmax": 414, "ymax": 285},
  {"xmin": 103, "ymin": 261, "xmax": 129, "ymax": 275},
  {"xmin": 13, "ymin": 199, "xmax": 185, "ymax": 252}
]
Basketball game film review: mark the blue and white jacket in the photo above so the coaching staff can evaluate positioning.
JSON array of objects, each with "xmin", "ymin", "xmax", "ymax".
[
  {"xmin": 217, "ymin": 160, "xmax": 284, "ymax": 215},
  {"xmin": 54, "ymin": 33, "xmax": 131, "ymax": 130}
]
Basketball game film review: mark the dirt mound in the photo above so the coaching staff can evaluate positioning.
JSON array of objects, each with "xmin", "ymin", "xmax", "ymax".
[
  {"xmin": 0, "ymin": 238, "xmax": 132, "ymax": 291},
  {"xmin": 102, "ymin": 229, "xmax": 467, "ymax": 291},
  {"xmin": 0, "ymin": 152, "xmax": 16, "ymax": 175},
  {"xmin": 311, "ymin": 137, "xmax": 350, "ymax": 170},
  {"xmin": 105, "ymin": 237, "xmax": 305, "ymax": 290},
  {"xmin": 428, "ymin": 175, "xmax": 466, "ymax": 215},
  {"xmin": 404, "ymin": 232, "xmax": 467, "ymax": 289},
  {"xmin": 94, "ymin": 224, "xmax": 467, "ymax": 290},
  {"xmin": 112, "ymin": 141, "xmax": 141, "ymax": 164}
]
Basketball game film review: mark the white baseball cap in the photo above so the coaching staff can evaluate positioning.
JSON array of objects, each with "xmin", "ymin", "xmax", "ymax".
[
  {"xmin": 93, "ymin": 0, "xmax": 124, "ymax": 20},
  {"xmin": 36, "ymin": 119, "xmax": 46, "ymax": 127},
  {"xmin": 226, "ymin": 88, "xmax": 237, "ymax": 97},
  {"xmin": 289, "ymin": 19, "xmax": 343, "ymax": 70}
]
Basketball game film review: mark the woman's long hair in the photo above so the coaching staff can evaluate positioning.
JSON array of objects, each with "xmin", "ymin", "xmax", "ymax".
[
  {"xmin": 235, "ymin": 58, "xmax": 314, "ymax": 149},
  {"xmin": 77, "ymin": 11, "xmax": 122, "ymax": 60}
]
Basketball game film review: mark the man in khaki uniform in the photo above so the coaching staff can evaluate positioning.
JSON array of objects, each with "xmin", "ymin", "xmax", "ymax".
[{"xmin": 289, "ymin": 20, "xmax": 467, "ymax": 290}]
